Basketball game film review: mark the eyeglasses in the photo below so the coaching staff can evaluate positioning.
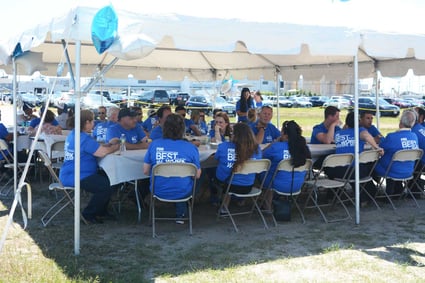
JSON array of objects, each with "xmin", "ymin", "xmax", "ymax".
[{"xmin": 98, "ymin": 112, "xmax": 105, "ymax": 115}]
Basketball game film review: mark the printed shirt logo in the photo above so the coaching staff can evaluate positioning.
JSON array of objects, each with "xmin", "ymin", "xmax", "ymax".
[
  {"xmin": 335, "ymin": 133, "xmax": 355, "ymax": 148},
  {"xmin": 282, "ymin": 149, "xmax": 291, "ymax": 159},
  {"xmin": 226, "ymin": 148, "xmax": 236, "ymax": 168},
  {"xmin": 155, "ymin": 147, "xmax": 186, "ymax": 163},
  {"xmin": 401, "ymin": 137, "xmax": 418, "ymax": 149}
]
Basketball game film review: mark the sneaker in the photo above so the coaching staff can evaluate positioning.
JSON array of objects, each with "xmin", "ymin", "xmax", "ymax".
[{"xmin": 176, "ymin": 214, "xmax": 185, "ymax": 224}]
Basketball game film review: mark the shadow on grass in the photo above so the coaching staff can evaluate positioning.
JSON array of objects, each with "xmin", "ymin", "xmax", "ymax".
[{"xmin": 2, "ymin": 179, "xmax": 425, "ymax": 282}]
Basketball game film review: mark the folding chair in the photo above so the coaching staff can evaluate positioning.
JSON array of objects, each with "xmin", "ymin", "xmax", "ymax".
[
  {"xmin": 411, "ymin": 161, "xmax": 425, "ymax": 201},
  {"xmin": 303, "ymin": 153, "xmax": 354, "ymax": 223},
  {"xmin": 0, "ymin": 139, "xmax": 34, "ymax": 198},
  {"xmin": 267, "ymin": 159, "xmax": 312, "ymax": 226},
  {"xmin": 38, "ymin": 150, "xmax": 87, "ymax": 226},
  {"xmin": 375, "ymin": 148, "xmax": 423, "ymax": 210},
  {"xmin": 217, "ymin": 159, "xmax": 271, "ymax": 232},
  {"xmin": 149, "ymin": 163, "xmax": 198, "ymax": 238}
]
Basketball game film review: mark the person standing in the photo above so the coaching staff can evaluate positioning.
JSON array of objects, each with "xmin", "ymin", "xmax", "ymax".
[
  {"xmin": 59, "ymin": 110, "xmax": 119, "ymax": 224},
  {"xmin": 236, "ymin": 87, "xmax": 255, "ymax": 123}
]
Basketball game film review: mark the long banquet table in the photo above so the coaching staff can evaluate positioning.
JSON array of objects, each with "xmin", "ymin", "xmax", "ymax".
[{"xmin": 98, "ymin": 143, "xmax": 336, "ymax": 186}]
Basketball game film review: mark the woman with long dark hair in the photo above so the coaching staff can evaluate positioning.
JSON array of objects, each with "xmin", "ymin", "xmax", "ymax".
[
  {"xmin": 215, "ymin": 123, "xmax": 262, "ymax": 212},
  {"xmin": 262, "ymin": 120, "xmax": 311, "ymax": 209},
  {"xmin": 236, "ymin": 87, "xmax": 254, "ymax": 123}
]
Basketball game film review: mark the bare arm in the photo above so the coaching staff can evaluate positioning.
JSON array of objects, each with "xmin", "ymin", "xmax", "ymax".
[
  {"xmin": 93, "ymin": 143, "xmax": 120, "ymax": 158},
  {"xmin": 190, "ymin": 124, "xmax": 202, "ymax": 136},
  {"xmin": 143, "ymin": 163, "xmax": 151, "ymax": 176},
  {"xmin": 316, "ymin": 121, "xmax": 339, "ymax": 144},
  {"xmin": 360, "ymin": 130, "xmax": 384, "ymax": 155}
]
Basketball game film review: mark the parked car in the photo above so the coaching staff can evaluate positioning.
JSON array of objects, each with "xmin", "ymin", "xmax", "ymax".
[
  {"xmin": 289, "ymin": 96, "xmax": 312, "ymax": 108},
  {"xmin": 170, "ymin": 92, "xmax": 190, "ymax": 106},
  {"xmin": 213, "ymin": 96, "xmax": 236, "ymax": 116},
  {"xmin": 81, "ymin": 93, "xmax": 117, "ymax": 110},
  {"xmin": 323, "ymin": 98, "xmax": 351, "ymax": 109},
  {"xmin": 310, "ymin": 96, "xmax": 329, "ymax": 107},
  {"xmin": 136, "ymin": 89, "xmax": 170, "ymax": 108},
  {"xmin": 89, "ymin": 90, "xmax": 111, "ymax": 101},
  {"xmin": 357, "ymin": 97, "xmax": 400, "ymax": 117},
  {"xmin": 185, "ymin": 95, "xmax": 213, "ymax": 115},
  {"xmin": 269, "ymin": 96, "xmax": 293, "ymax": 107}
]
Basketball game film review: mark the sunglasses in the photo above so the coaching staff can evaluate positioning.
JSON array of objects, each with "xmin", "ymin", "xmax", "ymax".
[{"xmin": 98, "ymin": 112, "xmax": 105, "ymax": 115}]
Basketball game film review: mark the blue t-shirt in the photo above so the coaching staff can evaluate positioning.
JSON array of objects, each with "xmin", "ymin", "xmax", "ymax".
[
  {"xmin": 236, "ymin": 100, "xmax": 255, "ymax": 123},
  {"xmin": 92, "ymin": 121, "xmax": 116, "ymax": 143},
  {"xmin": 209, "ymin": 128, "xmax": 227, "ymax": 141},
  {"xmin": 250, "ymin": 121, "xmax": 281, "ymax": 144},
  {"xmin": 262, "ymin": 141, "xmax": 307, "ymax": 193},
  {"xmin": 106, "ymin": 123, "xmax": 146, "ymax": 144},
  {"xmin": 184, "ymin": 118, "xmax": 195, "ymax": 134},
  {"xmin": 335, "ymin": 127, "xmax": 366, "ymax": 154},
  {"xmin": 310, "ymin": 122, "xmax": 341, "ymax": 144},
  {"xmin": 215, "ymin": 142, "xmax": 262, "ymax": 186},
  {"xmin": 366, "ymin": 125, "xmax": 382, "ymax": 139},
  {"xmin": 191, "ymin": 121, "xmax": 208, "ymax": 136},
  {"xmin": 142, "ymin": 116, "xmax": 158, "ymax": 133},
  {"xmin": 29, "ymin": 117, "xmax": 59, "ymax": 128},
  {"xmin": 411, "ymin": 123, "xmax": 425, "ymax": 164},
  {"xmin": 375, "ymin": 130, "xmax": 419, "ymax": 178},
  {"xmin": 59, "ymin": 130, "xmax": 100, "ymax": 186},
  {"xmin": 150, "ymin": 126, "xmax": 163, "ymax": 140},
  {"xmin": 255, "ymin": 101, "xmax": 263, "ymax": 108},
  {"xmin": 144, "ymin": 138, "xmax": 200, "ymax": 199}
]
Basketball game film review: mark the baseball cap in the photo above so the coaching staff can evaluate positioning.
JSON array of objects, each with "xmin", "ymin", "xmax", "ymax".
[
  {"xmin": 148, "ymin": 109, "xmax": 157, "ymax": 117},
  {"xmin": 118, "ymin": 108, "xmax": 137, "ymax": 120}
]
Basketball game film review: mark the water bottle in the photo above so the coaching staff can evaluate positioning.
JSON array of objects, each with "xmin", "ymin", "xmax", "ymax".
[{"xmin": 120, "ymin": 133, "xmax": 126, "ymax": 153}]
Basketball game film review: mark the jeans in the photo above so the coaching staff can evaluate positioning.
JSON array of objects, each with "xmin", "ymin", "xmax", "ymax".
[{"xmin": 80, "ymin": 172, "xmax": 112, "ymax": 218}]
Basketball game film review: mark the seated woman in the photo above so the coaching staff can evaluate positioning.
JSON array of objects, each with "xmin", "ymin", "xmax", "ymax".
[
  {"xmin": 59, "ymin": 110, "xmax": 120, "ymax": 224},
  {"xmin": 214, "ymin": 122, "xmax": 262, "ymax": 214},
  {"xmin": 143, "ymin": 113, "xmax": 202, "ymax": 223},
  {"xmin": 28, "ymin": 109, "xmax": 62, "ymax": 136},
  {"xmin": 262, "ymin": 120, "xmax": 311, "ymax": 210},
  {"xmin": 189, "ymin": 110, "xmax": 207, "ymax": 136},
  {"xmin": 209, "ymin": 111, "xmax": 232, "ymax": 143}
]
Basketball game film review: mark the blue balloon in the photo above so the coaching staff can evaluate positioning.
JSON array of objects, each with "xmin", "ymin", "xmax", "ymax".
[{"xmin": 91, "ymin": 5, "xmax": 118, "ymax": 54}]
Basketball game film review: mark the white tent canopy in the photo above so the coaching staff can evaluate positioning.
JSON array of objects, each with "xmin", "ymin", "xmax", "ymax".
[{"xmin": 2, "ymin": 5, "xmax": 425, "ymax": 255}]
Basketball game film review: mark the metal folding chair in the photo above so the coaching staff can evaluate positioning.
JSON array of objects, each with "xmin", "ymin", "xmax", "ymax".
[
  {"xmin": 375, "ymin": 148, "xmax": 423, "ymax": 210},
  {"xmin": 38, "ymin": 150, "xmax": 87, "ymax": 226},
  {"xmin": 149, "ymin": 163, "xmax": 198, "ymax": 238},
  {"xmin": 267, "ymin": 159, "xmax": 312, "ymax": 226},
  {"xmin": 217, "ymin": 159, "xmax": 271, "ymax": 232},
  {"xmin": 303, "ymin": 153, "xmax": 354, "ymax": 223}
]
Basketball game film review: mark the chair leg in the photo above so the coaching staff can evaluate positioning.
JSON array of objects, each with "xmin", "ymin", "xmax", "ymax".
[
  {"xmin": 360, "ymin": 185, "xmax": 381, "ymax": 210},
  {"xmin": 134, "ymin": 182, "xmax": 142, "ymax": 222},
  {"xmin": 292, "ymin": 196, "xmax": 306, "ymax": 224},
  {"xmin": 188, "ymin": 200, "xmax": 193, "ymax": 236},
  {"xmin": 252, "ymin": 196, "xmax": 269, "ymax": 230},
  {"xmin": 151, "ymin": 198, "xmax": 156, "ymax": 238}
]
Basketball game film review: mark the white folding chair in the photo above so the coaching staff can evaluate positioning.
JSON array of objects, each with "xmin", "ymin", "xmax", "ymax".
[
  {"xmin": 267, "ymin": 159, "xmax": 312, "ymax": 226},
  {"xmin": 0, "ymin": 139, "xmax": 34, "ymax": 198},
  {"xmin": 375, "ymin": 148, "xmax": 423, "ymax": 210},
  {"xmin": 149, "ymin": 163, "xmax": 198, "ymax": 238},
  {"xmin": 411, "ymin": 161, "xmax": 425, "ymax": 201},
  {"xmin": 303, "ymin": 153, "xmax": 354, "ymax": 223},
  {"xmin": 217, "ymin": 159, "xmax": 271, "ymax": 232},
  {"xmin": 38, "ymin": 150, "xmax": 87, "ymax": 226}
]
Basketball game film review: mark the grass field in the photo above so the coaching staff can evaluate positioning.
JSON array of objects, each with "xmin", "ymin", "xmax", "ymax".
[{"xmin": 209, "ymin": 106, "xmax": 401, "ymax": 138}]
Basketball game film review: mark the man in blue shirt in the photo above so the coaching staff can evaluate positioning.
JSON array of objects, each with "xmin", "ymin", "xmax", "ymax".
[
  {"xmin": 359, "ymin": 111, "xmax": 383, "ymax": 144},
  {"xmin": 92, "ymin": 106, "xmax": 119, "ymax": 143},
  {"xmin": 310, "ymin": 106, "xmax": 341, "ymax": 144},
  {"xmin": 249, "ymin": 105, "xmax": 280, "ymax": 144},
  {"xmin": 106, "ymin": 108, "xmax": 150, "ymax": 149},
  {"xmin": 375, "ymin": 110, "xmax": 419, "ymax": 195}
]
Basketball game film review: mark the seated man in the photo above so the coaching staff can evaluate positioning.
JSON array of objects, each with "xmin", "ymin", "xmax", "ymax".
[
  {"xmin": 106, "ymin": 108, "xmax": 150, "ymax": 150},
  {"xmin": 92, "ymin": 106, "xmax": 119, "ymax": 143},
  {"xmin": 17, "ymin": 103, "xmax": 38, "ymax": 126},
  {"xmin": 374, "ymin": 110, "xmax": 419, "ymax": 195},
  {"xmin": 359, "ymin": 111, "xmax": 383, "ymax": 144},
  {"xmin": 249, "ymin": 105, "xmax": 280, "ymax": 144},
  {"xmin": 175, "ymin": 105, "xmax": 201, "ymax": 136},
  {"xmin": 310, "ymin": 106, "xmax": 341, "ymax": 144}
]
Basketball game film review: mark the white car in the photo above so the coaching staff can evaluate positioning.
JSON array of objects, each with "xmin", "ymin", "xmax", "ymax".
[
  {"xmin": 290, "ymin": 96, "xmax": 312, "ymax": 108},
  {"xmin": 81, "ymin": 93, "xmax": 117, "ymax": 110},
  {"xmin": 323, "ymin": 98, "xmax": 351, "ymax": 109}
]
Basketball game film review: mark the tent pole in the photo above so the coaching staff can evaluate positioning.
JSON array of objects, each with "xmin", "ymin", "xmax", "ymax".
[
  {"xmin": 275, "ymin": 68, "xmax": 281, "ymax": 127},
  {"xmin": 82, "ymin": 57, "xmax": 119, "ymax": 93},
  {"xmin": 354, "ymin": 54, "xmax": 360, "ymax": 225},
  {"xmin": 61, "ymin": 39, "xmax": 76, "ymax": 90},
  {"xmin": 375, "ymin": 72, "xmax": 380, "ymax": 130},
  {"xmin": 74, "ymin": 41, "xmax": 81, "ymax": 256}
]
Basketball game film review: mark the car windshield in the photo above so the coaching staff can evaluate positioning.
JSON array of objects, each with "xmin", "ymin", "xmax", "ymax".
[{"xmin": 378, "ymin": 98, "xmax": 392, "ymax": 105}]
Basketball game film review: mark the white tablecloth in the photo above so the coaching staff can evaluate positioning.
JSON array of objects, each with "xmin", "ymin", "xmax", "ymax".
[
  {"xmin": 307, "ymin": 144, "xmax": 336, "ymax": 161},
  {"xmin": 98, "ymin": 146, "xmax": 217, "ymax": 186}
]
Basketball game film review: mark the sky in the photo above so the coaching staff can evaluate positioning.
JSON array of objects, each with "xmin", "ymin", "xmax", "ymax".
[{"xmin": 2, "ymin": 0, "xmax": 425, "ymax": 93}]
